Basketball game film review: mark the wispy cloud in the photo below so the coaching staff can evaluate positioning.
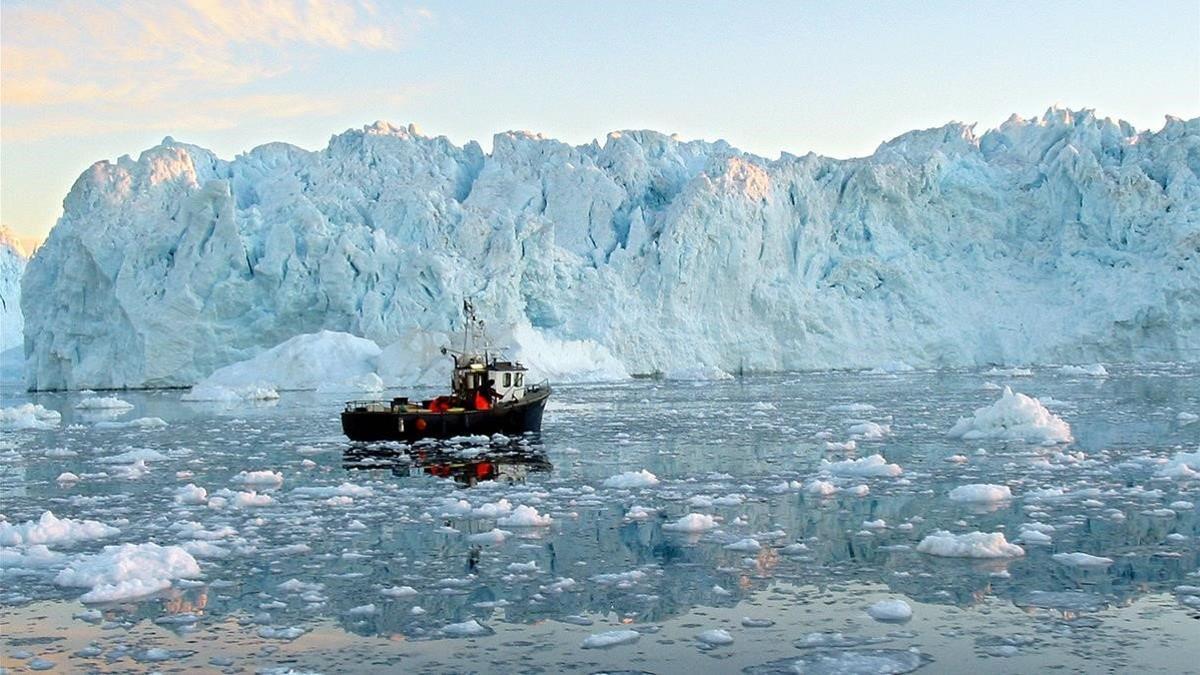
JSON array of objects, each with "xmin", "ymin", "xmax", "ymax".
[{"xmin": 1, "ymin": 0, "xmax": 432, "ymax": 140}]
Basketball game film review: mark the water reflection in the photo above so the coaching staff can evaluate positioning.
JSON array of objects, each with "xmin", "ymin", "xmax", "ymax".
[{"xmin": 342, "ymin": 441, "xmax": 553, "ymax": 486}]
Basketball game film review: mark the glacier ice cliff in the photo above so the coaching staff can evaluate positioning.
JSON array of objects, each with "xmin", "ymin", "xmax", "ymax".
[
  {"xmin": 20, "ymin": 109, "xmax": 1200, "ymax": 390},
  {"xmin": 1, "ymin": 227, "xmax": 29, "ymax": 385}
]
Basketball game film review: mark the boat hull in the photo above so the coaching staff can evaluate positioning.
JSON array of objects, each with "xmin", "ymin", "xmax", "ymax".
[{"xmin": 341, "ymin": 387, "xmax": 550, "ymax": 442}]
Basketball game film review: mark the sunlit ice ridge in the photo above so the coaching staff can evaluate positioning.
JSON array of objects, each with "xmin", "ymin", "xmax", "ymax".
[{"xmin": 15, "ymin": 106, "xmax": 1200, "ymax": 391}]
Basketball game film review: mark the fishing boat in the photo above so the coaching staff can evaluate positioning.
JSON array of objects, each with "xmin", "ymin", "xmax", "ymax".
[{"xmin": 341, "ymin": 302, "xmax": 551, "ymax": 442}]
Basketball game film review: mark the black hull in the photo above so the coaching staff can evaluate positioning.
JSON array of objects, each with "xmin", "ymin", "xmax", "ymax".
[{"xmin": 341, "ymin": 387, "xmax": 550, "ymax": 442}]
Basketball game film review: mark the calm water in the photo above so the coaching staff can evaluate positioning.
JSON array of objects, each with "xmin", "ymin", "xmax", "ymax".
[{"xmin": 1, "ymin": 366, "xmax": 1198, "ymax": 673}]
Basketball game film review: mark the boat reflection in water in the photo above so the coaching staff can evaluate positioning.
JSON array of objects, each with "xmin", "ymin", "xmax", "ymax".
[{"xmin": 343, "ymin": 438, "xmax": 552, "ymax": 487}]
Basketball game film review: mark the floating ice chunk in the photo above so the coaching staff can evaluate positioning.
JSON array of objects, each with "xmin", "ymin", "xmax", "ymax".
[
  {"xmin": 724, "ymin": 538, "xmax": 762, "ymax": 552},
  {"xmin": 56, "ymin": 472, "xmax": 80, "ymax": 483},
  {"xmin": 825, "ymin": 440, "xmax": 857, "ymax": 451},
  {"xmin": 948, "ymin": 484, "xmax": 1012, "ymax": 502},
  {"xmin": 916, "ymin": 530, "xmax": 1025, "ymax": 558},
  {"xmin": 821, "ymin": 454, "xmax": 903, "ymax": 477},
  {"xmin": 1059, "ymin": 364, "xmax": 1108, "ymax": 377},
  {"xmin": 946, "ymin": 454, "xmax": 968, "ymax": 463},
  {"xmin": 1017, "ymin": 529, "xmax": 1052, "ymax": 544},
  {"xmin": 0, "ymin": 511, "xmax": 119, "ymax": 547},
  {"xmin": 0, "ymin": 544, "xmax": 65, "ymax": 569},
  {"xmin": 804, "ymin": 480, "xmax": 838, "ymax": 496},
  {"xmin": 94, "ymin": 417, "xmax": 167, "ymax": 429},
  {"xmin": 174, "ymin": 484, "xmax": 208, "ymax": 505},
  {"xmin": 55, "ymin": 543, "xmax": 201, "ymax": 602},
  {"xmin": 257, "ymin": 626, "xmax": 308, "ymax": 640},
  {"xmin": 742, "ymin": 617, "xmax": 775, "ymax": 627},
  {"xmin": 696, "ymin": 629, "xmax": 734, "ymax": 645},
  {"xmin": 97, "ymin": 448, "xmax": 168, "ymax": 464},
  {"xmin": 984, "ymin": 367, "xmax": 1033, "ymax": 377},
  {"xmin": 471, "ymin": 499, "xmax": 513, "ymax": 518},
  {"xmin": 947, "ymin": 387, "xmax": 1072, "ymax": 443},
  {"xmin": 581, "ymin": 629, "xmax": 640, "ymax": 649},
  {"xmin": 625, "ymin": 505, "xmax": 656, "ymax": 520},
  {"xmin": 829, "ymin": 403, "xmax": 876, "ymax": 413},
  {"xmin": 75, "ymin": 396, "xmax": 134, "ymax": 410},
  {"xmin": 231, "ymin": 470, "xmax": 283, "ymax": 487},
  {"xmin": 603, "ymin": 469, "xmax": 660, "ymax": 489},
  {"xmin": 496, "ymin": 505, "xmax": 552, "ymax": 527},
  {"xmin": 848, "ymin": 421, "xmax": 890, "ymax": 440},
  {"xmin": 441, "ymin": 619, "xmax": 493, "ymax": 637},
  {"xmin": 0, "ymin": 403, "xmax": 61, "ymax": 430},
  {"xmin": 467, "ymin": 528, "xmax": 511, "ymax": 544},
  {"xmin": 1052, "ymin": 552, "xmax": 1114, "ymax": 567},
  {"xmin": 292, "ymin": 482, "xmax": 373, "ymax": 497},
  {"xmin": 182, "ymin": 540, "xmax": 230, "ymax": 559},
  {"xmin": 1157, "ymin": 450, "xmax": 1200, "ymax": 479},
  {"xmin": 745, "ymin": 649, "xmax": 930, "ymax": 674},
  {"xmin": 508, "ymin": 561, "xmax": 539, "ymax": 573},
  {"xmin": 1179, "ymin": 412, "xmax": 1199, "ymax": 425},
  {"xmin": 866, "ymin": 599, "xmax": 913, "ymax": 622},
  {"xmin": 589, "ymin": 571, "xmax": 648, "ymax": 590},
  {"xmin": 347, "ymin": 603, "xmax": 378, "ymax": 616},
  {"xmin": 381, "ymin": 585, "xmax": 418, "ymax": 597},
  {"xmin": 233, "ymin": 491, "xmax": 273, "ymax": 507},
  {"xmin": 182, "ymin": 384, "xmax": 280, "ymax": 402},
  {"xmin": 862, "ymin": 519, "xmax": 887, "ymax": 529},
  {"xmin": 662, "ymin": 513, "xmax": 718, "ymax": 532}
]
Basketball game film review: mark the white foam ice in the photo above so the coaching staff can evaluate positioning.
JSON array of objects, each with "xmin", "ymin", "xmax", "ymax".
[
  {"xmin": 663, "ymin": 513, "xmax": 719, "ymax": 532},
  {"xmin": 0, "ymin": 511, "xmax": 119, "ymax": 547},
  {"xmin": 231, "ymin": 470, "xmax": 283, "ymax": 487},
  {"xmin": 866, "ymin": 599, "xmax": 913, "ymax": 622},
  {"xmin": 916, "ymin": 530, "xmax": 1025, "ymax": 558},
  {"xmin": 0, "ymin": 404, "xmax": 61, "ymax": 431},
  {"xmin": 948, "ymin": 484, "xmax": 1013, "ymax": 502},
  {"xmin": 1052, "ymin": 552, "xmax": 1114, "ymax": 567},
  {"xmin": 820, "ymin": 454, "xmax": 903, "ymax": 477},
  {"xmin": 696, "ymin": 628, "xmax": 734, "ymax": 645},
  {"xmin": 75, "ymin": 396, "xmax": 134, "ymax": 410},
  {"xmin": 602, "ymin": 469, "xmax": 660, "ymax": 489},
  {"xmin": 947, "ymin": 387, "xmax": 1072, "ymax": 443},
  {"xmin": 55, "ymin": 542, "xmax": 202, "ymax": 602},
  {"xmin": 581, "ymin": 629, "xmax": 641, "ymax": 649},
  {"xmin": 496, "ymin": 505, "xmax": 552, "ymax": 527}
]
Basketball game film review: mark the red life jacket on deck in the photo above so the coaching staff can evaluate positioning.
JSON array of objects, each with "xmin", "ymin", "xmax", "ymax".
[{"xmin": 474, "ymin": 392, "xmax": 490, "ymax": 410}]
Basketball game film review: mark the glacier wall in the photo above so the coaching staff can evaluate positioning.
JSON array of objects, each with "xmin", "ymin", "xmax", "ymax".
[
  {"xmin": 21, "ymin": 109, "xmax": 1200, "ymax": 390},
  {"xmin": 1, "ymin": 227, "xmax": 27, "ymax": 352}
]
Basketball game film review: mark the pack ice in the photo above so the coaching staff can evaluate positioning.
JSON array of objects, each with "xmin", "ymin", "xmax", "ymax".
[{"xmin": 18, "ymin": 109, "xmax": 1200, "ymax": 390}]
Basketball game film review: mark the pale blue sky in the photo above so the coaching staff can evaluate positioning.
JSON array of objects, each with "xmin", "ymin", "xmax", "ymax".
[{"xmin": 3, "ymin": 0, "xmax": 1198, "ymax": 249}]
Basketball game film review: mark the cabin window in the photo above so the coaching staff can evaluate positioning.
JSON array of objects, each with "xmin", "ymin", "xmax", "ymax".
[
  {"xmin": 516, "ymin": 373, "xmax": 523, "ymax": 387},
  {"xmin": 504, "ymin": 372, "xmax": 512, "ymax": 387}
]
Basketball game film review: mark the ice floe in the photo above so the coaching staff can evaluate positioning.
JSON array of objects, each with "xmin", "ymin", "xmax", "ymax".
[
  {"xmin": 947, "ymin": 387, "xmax": 1072, "ymax": 443},
  {"xmin": 55, "ymin": 543, "xmax": 201, "ymax": 602},
  {"xmin": 0, "ymin": 511, "xmax": 119, "ymax": 547},
  {"xmin": 948, "ymin": 484, "xmax": 1013, "ymax": 502},
  {"xmin": 916, "ymin": 530, "xmax": 1025, "ymax": 558},
  {"xmin": 0, "ymin": 403, "xmax": 61, "ymax": 430}
]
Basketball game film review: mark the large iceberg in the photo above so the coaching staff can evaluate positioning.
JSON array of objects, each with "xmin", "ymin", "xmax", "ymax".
[{"xmin": 20, "ymin": 109, "xmax": 1200, "ymax": 390}]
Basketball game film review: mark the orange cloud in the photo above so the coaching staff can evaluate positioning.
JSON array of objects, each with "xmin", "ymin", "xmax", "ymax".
[{"xmin": 0, "ymin": 0, "xmax": 431, "ymax": 108}]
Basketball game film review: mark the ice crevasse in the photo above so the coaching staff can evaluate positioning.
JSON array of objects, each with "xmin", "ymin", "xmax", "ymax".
[{"xmin": 16, "ymin": 109, "xmax": 1200, "ymax": 390}]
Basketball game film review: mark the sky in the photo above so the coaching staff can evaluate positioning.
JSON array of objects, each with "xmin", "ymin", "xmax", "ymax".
[{"xmin": 2, "ymin": 0, "xmax": 1198, "ymax": 250}]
